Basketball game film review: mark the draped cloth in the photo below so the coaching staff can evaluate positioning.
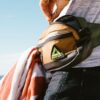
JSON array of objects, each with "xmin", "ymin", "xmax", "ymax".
[{"xmin": 0, "ymin": 47, "xmax": 46, "ymax": 100}]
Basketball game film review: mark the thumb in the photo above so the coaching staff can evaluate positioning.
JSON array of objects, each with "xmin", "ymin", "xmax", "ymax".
[
  {"xmin": 52, "ymin": 0, "xmax": 69, "ymax": 20},
  {"xmin": 52, "ymin": 7, "xmax": 62, "ymax": 20}
]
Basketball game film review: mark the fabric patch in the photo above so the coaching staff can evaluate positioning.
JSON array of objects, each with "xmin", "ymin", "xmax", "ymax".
[{"xmin": 51, "ymin": 46, "xmax": 64, "ymax": 61}]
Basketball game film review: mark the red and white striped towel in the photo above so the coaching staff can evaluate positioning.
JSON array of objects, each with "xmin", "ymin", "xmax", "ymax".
[{"xmin": 0, "ymin": 47, "xmax": 46, "ymax": 100}]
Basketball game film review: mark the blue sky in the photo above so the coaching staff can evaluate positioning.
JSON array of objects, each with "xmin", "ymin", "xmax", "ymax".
[{"xmin": 0, "ymin": 0, "xmax": 48, "ymax": 74}]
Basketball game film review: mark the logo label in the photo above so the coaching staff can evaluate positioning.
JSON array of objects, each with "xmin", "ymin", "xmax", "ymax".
[{"xmin": 51, "ymin": 46, "xmax": 64, "ymax": 60}]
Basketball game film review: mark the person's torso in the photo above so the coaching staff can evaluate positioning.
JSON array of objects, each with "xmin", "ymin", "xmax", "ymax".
[
  {"xmin": 66, "ymin": 0, "xmax": 100, "ymax": 67},
  {"xmin": 67, "ymin": 0, "xmax": 100, "ymax": 23}
]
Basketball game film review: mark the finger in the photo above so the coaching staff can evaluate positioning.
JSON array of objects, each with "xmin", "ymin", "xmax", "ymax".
[
  {"xmin": 52, "ymin": 6, "xmax": 63, "ymax": 20},
  {"xmin": 40, "ymin": 0, "xmax": 52, "ymax": 21},
  {"xmin": 49, "ymin": 0, "xmax": 56, "ymax": 14},
  {"xmin": 52, "ymin": 0, "xmax": 69, "ymax": 20}
]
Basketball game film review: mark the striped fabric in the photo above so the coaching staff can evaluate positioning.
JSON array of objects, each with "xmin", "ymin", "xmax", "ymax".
[{"xmin": 0, "ymin": 47, "xmax": 46, "ymax": 100}]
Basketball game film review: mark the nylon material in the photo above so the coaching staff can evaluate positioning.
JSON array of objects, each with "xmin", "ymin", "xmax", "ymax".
[
  {"xmin": 41, "ymin": 36, "xmax": 77, "ymax": 64},
  {"xmin": 45, "ymin": 46, "xmax": 82, "ymax": 72},
  {"xmin": 66, "ymin": 50, "xmax": 77, "ymax": 59},
  {"xmin": 55, "ymin": 37, "xmax": 76, "ymax": 53},
  {"xmin": 38, "ymin": 34, "xmax": 72, "ymax": 48},
  {"xmin": 39, "ymin": 24, "xmax": 70, "ymax": 39},
  {"xmin": 41, "ymin": 41, "xmax": 55, "ymax": 64},
  {"xmin": 49, "ymin": 51, "xmax": 79, "ymax": 71},
  {"xmin": 38, "ymin": 31, "xmax": 70, "ymax": 45}
]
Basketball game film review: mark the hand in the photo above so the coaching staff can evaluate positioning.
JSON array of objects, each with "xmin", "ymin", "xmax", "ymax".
[{"xmin": 40, "ymin": 0, "xmax": 69, "ymax": 22}]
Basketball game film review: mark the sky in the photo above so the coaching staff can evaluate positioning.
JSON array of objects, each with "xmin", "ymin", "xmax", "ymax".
[
  {"xmin": 0, "ymin": 0, "xmax": 71, "ymax": 75},
  {"xmin": 0, "ymin": 0, "xmax": 48, "ymax": 75}
]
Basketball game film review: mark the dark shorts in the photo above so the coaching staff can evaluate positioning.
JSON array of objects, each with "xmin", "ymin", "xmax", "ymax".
[{"xmin": 44, "ymin": 67, "xmax": 100, "ymax": 100}]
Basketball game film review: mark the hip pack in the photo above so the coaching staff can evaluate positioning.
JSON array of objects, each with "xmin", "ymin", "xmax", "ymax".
[{"xmin": 37, "ymin": 15, "xmax": 100, "ymax": 72}]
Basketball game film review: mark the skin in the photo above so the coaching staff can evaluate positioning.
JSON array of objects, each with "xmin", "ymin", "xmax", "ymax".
[{"xmin": 40, "ymin": 0, "xmax": 69, "ymax": 23}]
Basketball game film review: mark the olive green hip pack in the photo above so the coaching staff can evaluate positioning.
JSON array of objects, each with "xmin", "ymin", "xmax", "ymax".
[{"xmin": 37, "ymin": 15, "xmax": 100, "ymax": 72}]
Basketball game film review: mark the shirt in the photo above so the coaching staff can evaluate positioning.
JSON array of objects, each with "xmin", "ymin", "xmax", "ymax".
[
  {"xmin": 63, "ymin": 0, "xmax": 100, "ymax": 68},
  {"xmin": 67, "ymin": 0, "xmax": 100, "ymax": 23}
]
